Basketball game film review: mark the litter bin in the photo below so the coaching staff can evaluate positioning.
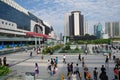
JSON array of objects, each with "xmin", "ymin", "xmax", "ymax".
[{"xmin": 25, "ymin": 72, "xmax": 35, "ymax": 80}]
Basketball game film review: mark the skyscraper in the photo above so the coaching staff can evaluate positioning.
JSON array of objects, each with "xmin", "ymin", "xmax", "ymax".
[
  {"xmin": 71, "ymin": 11, "xmax": 84, "ymax": 36},
  {"xmin": 64, "ymin": 13, "xmax": 70, "ymax": 36},
  {"xmin": 105, "ymin": 22, "xmax": 120, "ymax": 38},
  {"xmin": 94, "ymin": 23, "xmax": 102, "ymax": 39},
  {"xmin": 64, "ymin": 11, "xmax": 84, "ymax": 38}
]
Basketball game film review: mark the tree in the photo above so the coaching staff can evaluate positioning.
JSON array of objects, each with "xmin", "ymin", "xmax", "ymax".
[{"xmin": 85, "ymin": 34, "xmax": 90, "ymax": 36}]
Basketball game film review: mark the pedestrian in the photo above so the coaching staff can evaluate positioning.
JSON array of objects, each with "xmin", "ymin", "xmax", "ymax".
[
  {"xmin": 82, "ymin": 57, "xmax": 85, "ymax": 67},
  {"xmin": 101, "ymin": 65, "xmax": 106, "ymax": 72},
  {"xmin": 118, "ymin": 66, "xmax": 120, "ymax": 80},
  {"xmin": 93, "ymin": 67, "xmax": 98, "ymax": 80},
  {"xmin": 3, "ymin": 57, "xmax": 7, "ymax": 66},
  {"xmin": 85, "ymin": 49, "xmax": 87, "ymax": 55},
  {"xmin": 71, "ymin": 71, "xmax": 77, "ymax": 80},
  {"xmin": 78, "ymin": 54, "xmax": 81, "ymax": 61},
  {"xmin": 105, "ymin": 56, "xmax": 109, "ymax": 67},
  {"xmin": 54, "ymin": 66, "xmax": 58, "ymax": 76},
  {"xmin": 99, "ymin": 71, "xmax": 108, "ymax": 80},
  {"xmin": 70, "ymin": 62, "xmax": 73, "ymax": 73},
  {"xmin": 55, "ymin": 57, "xmax": 58, "ymax": 65},
  {"xmin": 51, "ymin": 58, "xmax": 54, "ymax": 66},
  {"xmin": 0, "ymin": 58, "xmax": 2, "ymax": 66},
  {"xmin": 51, "ymin": 65, "xmax": 54, "ymax": 76},
  {"xmin": 113, "ymin": 52, "xmax": 116, "ymax": 60},
  {"xmin": 75, "ymin": 64, "xmax": 80, "ymax": 79},
  {"xmin": 67, "ymin": 63, "xmax": 71, "ymax": 79},
  {"xmin": 47, "ymin": 60, "xmax": 51, "ymax": 72},
  {"xmin": 63, "ymin": 54, "xmax": 66, "ymax": 63},
  {"xmin": 84, "ymin": 66, "xmax": 88, "ymax": 80},
  {"xmin": 113, "ymin": 67, "xmax": 118, "ymax": 79},
  {"xmin": 109, "ymin": 52, "xmax": 111, "ymax": 60},
  {"xmin": 30, "ymin": 51, "xmax": 32, "ymax": 57},
  {"xmin": 35, "ymin": 63, "xmax": 39, "ymax": 77}
]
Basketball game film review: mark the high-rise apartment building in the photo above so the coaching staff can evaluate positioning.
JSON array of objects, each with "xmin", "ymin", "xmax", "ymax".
[
  {"xmin": 105, "ymin": 22, "xmax": 120, "ymax": 38},
  {"xmin": 84, "ymin": 21, "xmax": 88, "ymax": 34},
  {"xmin": 94, "ymin": 23, "xmax": 102, "ymax": 39},
  {"xmin": 64, "ymin": 13, "xmax": 70, "ymax": 36},
  {"xmin": 64, "ymin": 11, "xmax": 84, "ymax": 38}
]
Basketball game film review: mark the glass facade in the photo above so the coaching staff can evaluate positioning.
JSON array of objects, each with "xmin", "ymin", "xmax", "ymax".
[
  {"xmin": 0, "ymin": 1, "xmax": 40, "ymax": 31},
  {"xmin": 94, "ymin": 23, "xmax": 102, "ymax": 39},
  {"xmin": 0, "ymin": 1, "xmax": 53, "ymax": 50}
]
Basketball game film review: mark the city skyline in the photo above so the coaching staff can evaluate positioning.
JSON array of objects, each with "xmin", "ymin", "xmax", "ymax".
[{"xmin": 15, "ymin": 0, "xmax": 120, "ymax": 34}]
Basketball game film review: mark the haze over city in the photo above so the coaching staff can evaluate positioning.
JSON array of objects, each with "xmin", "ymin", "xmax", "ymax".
[{"xmin": 15, "ymin": 0, "xmax": 120, "ymax": 34}]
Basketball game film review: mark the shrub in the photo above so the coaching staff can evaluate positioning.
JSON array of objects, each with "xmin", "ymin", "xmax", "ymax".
[
  {"xmin": 0, "ymin": 66, "xmax": 10, "ymax": 76},
  {"xmin": 63, "ymin": 45, "xmax": 71, "ymax": 50},
  {"xmin": 74, "ymin": 46, "xmax": 79, "ymax": 50}
]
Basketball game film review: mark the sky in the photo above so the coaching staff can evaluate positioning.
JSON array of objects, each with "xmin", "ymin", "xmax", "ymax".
[{"xmin": 14, "ymin": 0, "xmax": 120, "ymax": 35}]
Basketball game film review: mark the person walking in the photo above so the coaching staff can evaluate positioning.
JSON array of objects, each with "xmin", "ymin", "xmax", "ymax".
[
  {"xmin": 109, "ymin": 52, "xmax": 111, "ymax": 60},
  {"xmin": 30, "ymin": 51, "xmax": 32, "ymax": 57},
  {"xmin": 75, "ymin": 64, "xmax": 80, "ymax": 79},
  {"xmin": 82, "ymin": 57, "xmax": 85, "ymax": 67},
  {"xmin": 113, "ymin": 67, "xmax": 118, "ymax": 80},
  {"xmin": 3, "ymin": 57, "xmax": 7, "ymax": 66},
  {"xmin": 101, "ymin": 65, "xmax": 106, "ymax": 72},
  {"xmin": 99, "ymin": 71, "xmax": 108, "ymax": 80},
  {"xmin": 105, "ymin": 56, "xmax": 109, "ymax": 67},
  {"xmin": 78, "ymin": 54, "xmax": 81, "ymax": 61},
  {"xmin": 70, "ymin": 62, "xmax": 73, "ymax": 73},
  {"xmin": 55, "ymin": 57, "xmax": 58, "ymax": 65},
  {"xmin": 113, "ymin": 52, "xmax": 116, "ymax": 60},
  {"xmin": 118, "ymin": 66, "xmax": 120, "ymax": 80},
  {"xmin": 93, "ymin": 67, "xmax": 98, "ymax": 80},
  {"xmin": 63, "ymin": 55, "xmax": 66, "ymax": 64},
  {"xmin": 35, "ymin": 63, "xmax": 39, "ymax": 77},
  {"xmin": 67, "ymin": 63, "xmax": 71, "ymax": 80},
  {"xmin": 71, "ymin": 71, "xmax": 77, "ymax": 80},
  {"xmin": 0, "ymin": 58, "xmax": 2, "ymax": 66}
]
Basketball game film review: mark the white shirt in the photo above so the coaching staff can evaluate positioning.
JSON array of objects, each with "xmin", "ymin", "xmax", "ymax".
[{"xmin": 63, "ymin": 55, "xmax": 66, "ymax": 59}]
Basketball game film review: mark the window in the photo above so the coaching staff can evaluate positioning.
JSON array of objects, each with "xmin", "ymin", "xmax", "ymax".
[
  {"xmin": 5, "ymin": 22, "xmax": 7, "ymax": 25},
  {"xmin": 9, "ymin": 23, "xmax": 11, "ymax": 26},
  {"xmin": 12, "ymin": 24, "xmax": 14, "ymax": 26}
]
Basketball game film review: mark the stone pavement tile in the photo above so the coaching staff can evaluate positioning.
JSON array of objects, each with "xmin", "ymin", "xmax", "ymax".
[{"xmin": 4, "ymin": 51, "xmax": 116, "ymax": 80}]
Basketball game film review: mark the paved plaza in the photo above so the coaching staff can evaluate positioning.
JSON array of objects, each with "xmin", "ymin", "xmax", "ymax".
[{"xmin": 0, "ymin": 49, "xmax": 119, "ymax": 80}]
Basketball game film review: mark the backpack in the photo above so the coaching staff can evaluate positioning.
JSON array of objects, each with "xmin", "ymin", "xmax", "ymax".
[{"xmin": 86, "ymin": 72, "xmax": 91, "ymax": 79}]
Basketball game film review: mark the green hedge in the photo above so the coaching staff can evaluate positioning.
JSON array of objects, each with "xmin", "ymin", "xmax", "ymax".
[
  {"xmin": 41, "ymin": 44, "xmax": 63, "ymax": 54},
  {"xmin": 76, "ymin": 39, "xmax": 111, "ymax": 44},
  {"xmin": 0, "ymin": 66, "xmax": 10, "ymax": 76}
]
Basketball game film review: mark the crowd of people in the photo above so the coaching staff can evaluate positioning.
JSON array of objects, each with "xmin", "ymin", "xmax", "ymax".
[
  {"xmin": 0, "ymin": 44, "xmax": 120, "ymax": 80},
  {"xmin": 64, "ymin": 51, "xmax": 120, "ymax": 80},
  {"xmin": 47, "ymin": 57, "xmax": 59, "ymax": 76}
]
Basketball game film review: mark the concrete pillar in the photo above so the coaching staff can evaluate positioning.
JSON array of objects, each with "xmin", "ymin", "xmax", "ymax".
[{"xmin": 35, "ymin": 37, "xmax": 37, "ymax": 48}]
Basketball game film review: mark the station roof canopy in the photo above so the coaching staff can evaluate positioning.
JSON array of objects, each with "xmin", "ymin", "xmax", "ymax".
[{"xmin": 26, "ymin": 32, "xmax": 50, "ymax": 38}]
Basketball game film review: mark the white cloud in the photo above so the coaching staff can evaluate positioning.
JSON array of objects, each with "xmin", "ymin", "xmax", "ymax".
[{"xmin": 22, "ymin": 0, "xmax": 120, "ymax": 34}]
